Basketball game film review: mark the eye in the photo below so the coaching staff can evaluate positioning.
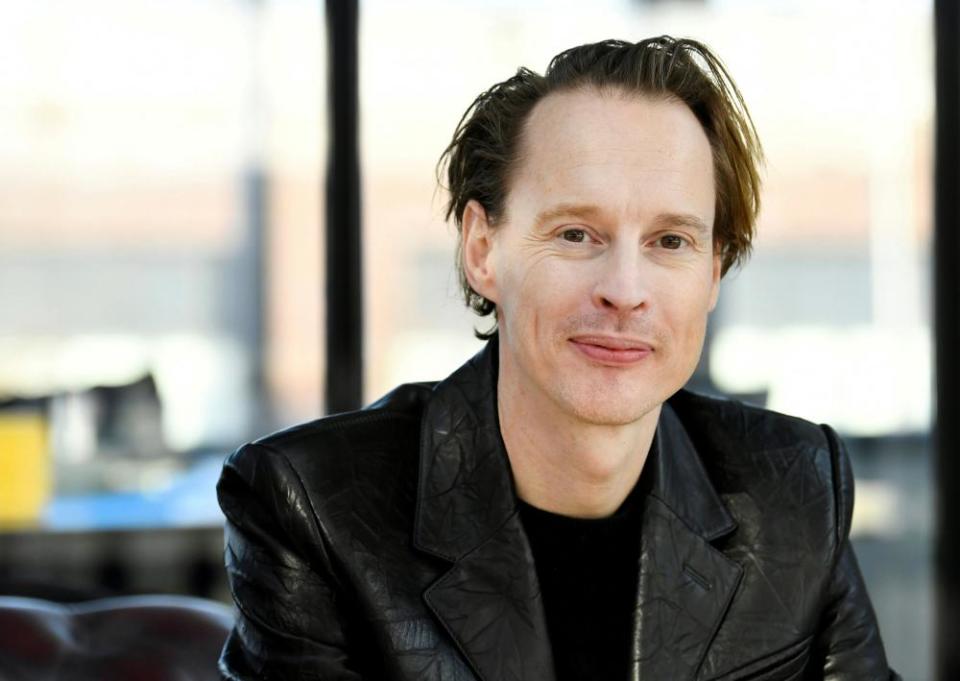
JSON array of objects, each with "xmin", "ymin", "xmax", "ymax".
[
  {"xmin": 560, "ymin": 228, "xmax": 588, "ymax": 243},
  {"xmin": 658, "ymin": 234, "xmax": 687, "ymax": 250}
]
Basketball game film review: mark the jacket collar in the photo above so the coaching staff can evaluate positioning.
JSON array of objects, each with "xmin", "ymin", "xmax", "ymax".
[
  {"xmin": 632, "ymin": 405, "xmax": 743, "ymax": 681},
  {"xmin": 414, "ymin": 337, "xmax": 555, "ymax": 681},
  {"xmin": 414, "ymin": 337, "xmax": 741, "ymax": 681},
  {"xmin": 413, "ymin": 336, "xmax": 517, "ymax": 562},
  {"xmin": 649, "ymin": 402, "xmax": 737, "ymax": 541}
]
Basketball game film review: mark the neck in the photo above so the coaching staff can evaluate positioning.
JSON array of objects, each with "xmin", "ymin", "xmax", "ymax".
[{"xmin": 497, "ymin": 358, "xmax": 660, "ymax": 520}]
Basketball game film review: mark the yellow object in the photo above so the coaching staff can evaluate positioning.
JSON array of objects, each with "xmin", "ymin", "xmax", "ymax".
[{"xmin": 0, "ymin": 411, "xmax": 50, "ymax": 528}]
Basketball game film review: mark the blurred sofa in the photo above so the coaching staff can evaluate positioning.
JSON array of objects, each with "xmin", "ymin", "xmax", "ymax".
[{"xmin": 0, "ymin": 594, "xmax": 232, "ymax": 681}]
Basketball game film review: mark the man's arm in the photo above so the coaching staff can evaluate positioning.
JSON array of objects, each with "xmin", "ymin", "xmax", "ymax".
[
  {"xmin": 812, "ymin": 426, "xmax": 901, "ymax": 681},
  {"xmin": 217, "ymin": 442, "xmax": 366, "ymax": 681}
]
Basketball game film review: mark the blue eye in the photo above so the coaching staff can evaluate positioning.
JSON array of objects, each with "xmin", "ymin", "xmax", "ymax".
[{"xmin": 561, "ymin": 229, "xmax": 587, "ymax": 243}]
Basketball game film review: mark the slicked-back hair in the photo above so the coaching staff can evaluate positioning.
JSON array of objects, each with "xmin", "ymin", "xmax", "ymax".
[{"xmin": 437, "ymin": 36, "xmax": 763, "ymax": 339}]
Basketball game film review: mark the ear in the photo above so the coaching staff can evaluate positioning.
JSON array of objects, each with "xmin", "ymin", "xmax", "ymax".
[
  {"xmin": 707, "ymin": 252, "xmax": 722, "ymax": 312},
  {"xmin": 461, "ymin": 199, "xmax": 499, "ymax": 304}
]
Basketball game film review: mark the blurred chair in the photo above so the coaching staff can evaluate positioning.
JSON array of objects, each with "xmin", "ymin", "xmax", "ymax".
[{"xmin": 0, "ymin": 594, "xmax": 232, "ymax": 681}]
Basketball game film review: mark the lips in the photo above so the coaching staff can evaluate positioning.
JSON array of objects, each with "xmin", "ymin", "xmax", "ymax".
[{"xmin": 569, "ymin": 335, "xmax": 654, "ymax": 365}]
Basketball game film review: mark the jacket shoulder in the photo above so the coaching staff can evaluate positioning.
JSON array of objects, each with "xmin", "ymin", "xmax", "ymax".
[
  {"xmin": 255, "ymin": 381, "xmax": 433, "ymax": 451},
  {"xmin": 219, "ymin": 382, "xmax": 434, "ymax": 510},
  {"xmin": 670, "ymin": 388, "xmax": 832, "ymax": 454},
  {"xmin": 670, "ymin": 389, "xmax": 853, "ymax": 545}
]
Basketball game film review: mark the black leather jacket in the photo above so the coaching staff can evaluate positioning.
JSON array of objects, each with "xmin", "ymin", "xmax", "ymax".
[{"xmin": 217, "ymin": 340, "xmax": 898, "ymax": 680}]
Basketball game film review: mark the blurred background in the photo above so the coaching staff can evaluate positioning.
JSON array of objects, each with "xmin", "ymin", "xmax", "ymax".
[{"xmin": 0, "ymin": 0, "xmax": 933, "ymax": 677}]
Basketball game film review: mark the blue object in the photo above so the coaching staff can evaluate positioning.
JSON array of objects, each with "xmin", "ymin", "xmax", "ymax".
[{"xmin": 44, "ymin": 456, "xmax": 225, "ymax": 530}]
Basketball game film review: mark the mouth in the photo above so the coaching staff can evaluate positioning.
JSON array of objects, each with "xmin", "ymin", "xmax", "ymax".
[{"xmin": 568, "ymin": 335, "xmax": 654, "ymax": 366}]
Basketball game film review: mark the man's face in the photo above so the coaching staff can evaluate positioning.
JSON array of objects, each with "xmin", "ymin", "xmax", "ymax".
[{"xmin": 464, "ymin": 88, "xmax": 720, "ymax": 426}]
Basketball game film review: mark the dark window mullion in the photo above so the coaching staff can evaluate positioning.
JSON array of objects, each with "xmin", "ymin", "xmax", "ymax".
[{"xmin": 324, "ymin": 0, "xmax": 363, "ymax": 414}]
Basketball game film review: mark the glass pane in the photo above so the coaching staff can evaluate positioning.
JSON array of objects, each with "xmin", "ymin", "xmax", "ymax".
[{"xmin": 0, "ymin": 0, "xmax": 325, "ymax": 531}]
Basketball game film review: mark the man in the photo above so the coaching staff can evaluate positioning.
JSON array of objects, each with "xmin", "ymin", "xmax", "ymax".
[{"xmin": 218, "ymin": 37, "xmax": 898, "ymax": 680}]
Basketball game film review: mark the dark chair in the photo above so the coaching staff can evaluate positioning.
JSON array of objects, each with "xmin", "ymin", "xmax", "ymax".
[{"xmin": 0, "ymin": 594, "xmax": 233, "ymax": 681}]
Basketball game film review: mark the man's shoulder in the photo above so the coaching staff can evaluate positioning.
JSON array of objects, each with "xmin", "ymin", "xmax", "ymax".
[
  {"xmin": 217, "ymin": 382, "xmax": 442, "ymax": 577},
  {"xmin": 669, "ymin": 388, "xmax": 853, "ymax": 540},
  {"xmin": 669, "ymin": 388, "xmax": 833, "ymax": 454},
  {"xmin": 257, "ymin": 381, "xmax": 434, "ymax": 451},
  {"xmin": 221, "ymin": 381, "xmax": 436, "ymax": 494}
]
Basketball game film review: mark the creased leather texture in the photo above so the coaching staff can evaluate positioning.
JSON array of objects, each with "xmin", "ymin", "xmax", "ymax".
[{"xmin": 217, "ymin": 338, "xmax": 899, "ymax": 680}]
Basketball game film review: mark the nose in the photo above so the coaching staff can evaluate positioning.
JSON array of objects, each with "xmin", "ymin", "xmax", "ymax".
[{"xmin": 591, "ymin": 245, "xmax": 649, "ymax": 314}]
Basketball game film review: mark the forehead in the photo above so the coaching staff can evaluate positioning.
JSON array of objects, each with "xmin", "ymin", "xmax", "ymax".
[{"xmin": 507, "ymin": 88, "xmax": 715, "ymax": 222}]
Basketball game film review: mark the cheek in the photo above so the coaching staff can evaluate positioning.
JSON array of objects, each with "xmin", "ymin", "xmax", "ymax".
[
  {"xmin": 505, "ymin": 256, "xmax": 585, "ymax": 316},
  {"xmin": 656, "ymin": 272, "xmax": 715, "ymax": 333}
]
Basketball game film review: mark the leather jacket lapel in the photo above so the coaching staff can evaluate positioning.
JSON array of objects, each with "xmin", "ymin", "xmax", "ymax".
[
  {"xmin": 424, "ymin": 512, "xmax": 555, "ymax": 681},
  {"xmin": 414, "ymin": 340, "xmax": 556, "ymax": 681},
  {"xmin": 631, "ymin": 402, "xmax": 743, "ymax": 681},
  {"xmin": 632, "ymin": 495, "xmax": 743, "ymax": 681}
]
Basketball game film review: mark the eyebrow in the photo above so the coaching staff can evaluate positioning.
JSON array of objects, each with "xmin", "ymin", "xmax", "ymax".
[
  {"xmin": 533, "ymin": 203, "xmax": 604, "ymax": 228},
  {"xmin": 651, "ymin": 212, "xmax": 712, "ymax": 236},
  {"xmin": 534, "ymin": 203, "xmax": 711, "ymax": 236}
]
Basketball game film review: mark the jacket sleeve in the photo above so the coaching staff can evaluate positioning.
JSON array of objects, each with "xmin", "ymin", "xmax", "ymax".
[
  {"xmin": 217, "ymin": 442, "xmax": 367, "ymax": 681},
  {"xmin": 813, "ymin": 425, "xmax": 901, "ymax": 681}
]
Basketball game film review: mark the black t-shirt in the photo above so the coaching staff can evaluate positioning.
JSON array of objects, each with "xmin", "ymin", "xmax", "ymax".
[{"xmin": 517, "ymin": 462, "xmax": 650, "ymax": 681}]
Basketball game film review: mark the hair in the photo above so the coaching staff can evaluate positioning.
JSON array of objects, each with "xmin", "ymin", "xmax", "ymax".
[{"xmin": 437, "ymin": 36, "xmax": 763, "ymax": 338}]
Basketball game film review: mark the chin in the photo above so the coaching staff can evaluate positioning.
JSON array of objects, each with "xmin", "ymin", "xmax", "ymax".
[
  {"xmin": 555, "ymin": 384, "xmax": 662, "ymax": 427},
  {"xmin": 569, "ymin": 406, "xmax": 646, "ymax": 427}
]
